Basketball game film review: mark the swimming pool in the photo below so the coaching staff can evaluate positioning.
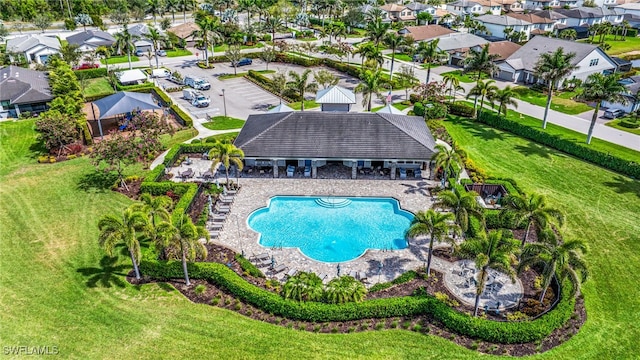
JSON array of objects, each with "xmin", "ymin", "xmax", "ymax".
[{"xmin": 247, "ymin": 196, "xmax": 413, "ymax": 263}]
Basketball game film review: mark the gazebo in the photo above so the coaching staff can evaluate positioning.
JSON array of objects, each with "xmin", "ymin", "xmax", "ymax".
[{"xmin": 91, "ymin": 91, "xmax": 161, "ymax": 138}]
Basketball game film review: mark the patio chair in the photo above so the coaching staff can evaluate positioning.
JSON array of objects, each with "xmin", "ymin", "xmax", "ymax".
[
  {"xmin": 304, "ymin": 166, "xmax": 311, "ymax": 177},
  {"xmin": 399, "ymin": 168, "xmax": 407, "ymax": 180},
  {"xmin": 414, "ymin": 168, "xmax": 422, "ymax": 179},
  {"xmin": 218, "ymin": 197, "xmax": 233, "ymax": 204},
  {"xmin": 210, "ymin": 214, "xmax": 226, "ymax": 221},
  {"xmin": 358, "ymin": 272, "xmax": 368, "ymax": 282},
  {"xmin": 318, "ymin": 273, "xmax": 328, "ymax": 281},
  {"xmin": 209, "ymin": 231, "xmax": 220, "ymax": 238},
  {"xmin": 223, "ymin": 187, "xmax": 237, "ymax": 196},
  {"xmin": 272, "ymin": 264, "xmax": 287, "ymax": 274},
  {"xmin": 286, "ymin": 165, "xmax": 295, "ymax": 177},
  {"xmin": 286, "ymin": 268, "xmax": 298, "ymax": 278},
  {"xmin": 215, "ymin": 206, "xmax": 230, "ymax": 213},
  {"xmin": 208, "ymin": 223, "xmax": 223, "ymax": 230},
  {"xmin": 251, "ymin": 253, "xmax": 270, "ymax": 262}
]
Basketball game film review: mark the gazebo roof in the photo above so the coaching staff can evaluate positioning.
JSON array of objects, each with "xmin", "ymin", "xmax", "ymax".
[{"xmin": 92, "ymin": 91, "xmax": 160, "ymax": 119}]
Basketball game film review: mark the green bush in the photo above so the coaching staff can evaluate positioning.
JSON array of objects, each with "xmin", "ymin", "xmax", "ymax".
[
  {"xmin": 169, "ymin": 104, "xmax": 192, "ymax": 127},
  {"xmin": 145, "ymin": 164, "xmax": 166, "ymax": 183},
  {"xmin": 194, "ymin": 284, "xmax": 207, "ymax": 295},
  {"xmin": 235, "ymin": 254, "xmax": 265, "ymax": 278},
  {"xmin": 115, "ymin": 82, "xmax": 155, "ymax": 92},
  {"xmin": 262, "ymin": 34, "xmax": 272, "ymax": 41},
  {"xmin": 619, "ymin": 119, "xmax": 639, "ymax": 129},
  {"xmin": 74, "ymin": 67, "xmax": 107, "ymax": 79},
  {"xmin": 424, "ymin": 103, "xmax": 448, "ymax": 120},
  {"xmin": 245, "ymin": 70, "xmax": 299, "ymax": 102},
  {"xmin": 276, "ymin": 53, "xmax": 324, "ymax": 67},
  {"xmin": 447, "ymin": 102, "xmax": 475, "ymax": 117},
  {"xmin": 152, "ymin": 88, "xmax": 173, "ymax": 107},
  {"xmin": 413, "ymin": 102, "xmax": 425, "ymax": 117},
  {"xmin": 626, "ymin": 28, "xmax": 638, "ymax": 37}
]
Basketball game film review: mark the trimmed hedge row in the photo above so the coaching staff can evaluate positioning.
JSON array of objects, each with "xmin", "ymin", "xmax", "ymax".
[
  {"xmin": 245, "ymin": 70, "xmax": 300, "ymax": 102},
  {"xmin": 235, "ymin": 254, "xmax": 265, "ymax": 278},
  {"xmin": 139, "ymin": 257, "xmax": 576, "ymax": 344},
  {"xmin": 74, "ymin": 67, "xmax": 107, "ymax": 79},
  {"xmin": 447, "ymin": 102, "xmax": 475, "ymax": 117},
  {"xmin": 276, "ymin": 52, "xmax": 324, "ymax": 67}
]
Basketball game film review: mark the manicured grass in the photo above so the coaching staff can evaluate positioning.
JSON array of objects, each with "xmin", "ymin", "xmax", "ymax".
[
  {"xmin": 289, "ymin": 100, "xmax": 320, "ymax": 110},
  {"xmin": 202, "ymin": 116, "xmax": 245, "ymax": 130},
  {"xmin": 213, "ymin": 42, "xmax": 264, "ymax": 52},
  {"xmin": 511, "ymin": 86, "xmax": 592, "ymax": 115},
  {"xmin": 202, "ymin": 131, "xmax": 239, "ymax": 143},
  {"xmin": 219, "ymin": 70, "xmax": 275, "ymax": 80},
  {"xmin": 440, "ymin": 70, "xmax": 488, "ymax": 83},
  {"xmin": 389, "ymin": 53, "xmax": 413, "ymax": 62},
  {"xmin": 101, "ymin": 55, "xmax": 140, "ymax": 64},
  {"xmin": 605, "ymin": 117, "xmax": 640, "ymax": 135},
  {"xmin": 578, "ymin": 34, "xmax": 640, "ymax": 56},
  {"xmin": 443, "ymin": 116, "xmax": 640, "ymax": 360},
  {"xmin": 161, "ymin": 128, "xmax": 198, "ymax": 148},
  {"xmin": 393, "ymin": 102, "xmax": 410, "ymax": 111},
  {"xmin": 166, "ymin": 49, "xmax": 193, "ymax": 57},
  {"xmin": 82, "ymin": 77, "xmax": 115, "ymax": 98}
]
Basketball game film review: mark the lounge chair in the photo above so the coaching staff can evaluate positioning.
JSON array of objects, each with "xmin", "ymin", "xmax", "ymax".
[
  {"xmin": 272, "ymin": 264, "xmax": 287, "ymax": 274},
  {"xmin": 399, "ymin": 168, "xmax": 407, "ymax": 180},
  {"xmin": 358, "ymin": 272, "xmax": 368, "ymax": 282},
  {"xmin": 251, "ymin": 253, "xmax": 270, "ymax": 261},
  {"xmin": 210, "ymin": 214, "xmax": 226, "ymax": 221},
  {"xmin": 209, "ymin": 231, "xmax": 219, "ymax": 238},
  {"xmin": 208, "ymin": 223, "xmax": 223, "ymax": 230},
  {"xmin": 215, "ymin": 206, "xmax": 230, "ymax": 214},
  {"xmin": 218, "ymin": 197, "xmax": 233, "ymax": 204},
  {"xmin": 255, "ymin": 259, "xmax": 271, "ymax": 267},
  {"xmin": 286, "ymin": 268, "xmax": 298, "ymax": 278},
  {"xmin": 286, "ymin": 165, "xmax": 295, "ymax": 178},
  {"xmin": 304, "ymin": 166, "xmax": 311, "ymax": 177},
  {"xmin": 223, "ymin": 187, "xmax": 237, "ymax": 196},
  {"xmin": 414, "ymin": 168, "xmax": 422, "ymax": 178}
]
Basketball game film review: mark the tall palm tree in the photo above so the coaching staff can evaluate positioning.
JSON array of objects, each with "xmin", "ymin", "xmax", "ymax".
[
  {"xmin": 458, "ymin": 230, "xmax": 520, "ymax": 316},
  {"xmin": 156, "ymin": 214, "xmax": 209, "ymax": 286},
  {"xmin": 165, "ymin": 0, "xmax": 180, "ymax": 21},
  {"xmin": 489, "ymin": 85, "xmax": 518, "ymax": 116},
  {"xmin": 114, "ymin": 28, "xmax": 137, "ymax": 70},
  {"xmin": 325, "ymin": 275, "xmax": 367, "ymax": 303},
  {"xmin": 238, "ymin": 0, "xmax": 257, "ymax": 28},
  {"xmin": 146, "ymin": 0, "xmax": 165, "ymax": 25},
  {"xmin": 416, "ymin": 38, "xmax": 444, "ymax": 83},
  {"xmin": 434, "ymin": 189, "xmax": 483, "ymax": 234},
  {"xmin": 463, "ymin": 44, "xmax": 498, "ymax": 111},
  {"xmin": 364, "ymin": 7, "xmax": 385, "ymax": 22},
  {"xmin": 271, "ymin": 72, "xmax": 287, "ymax": 104},
  {"xmin": 579, "ymin": 73, "xmax": 628, "ymax": 144},
  {"xmin": 466, "ymin": 79, "xmax": 498, "ymax": 119},
  {"xmin": 520, "ymin": 230, "xmax": 588, "ymax": 302},
  {"xmin": 208, "ymin": 141, "xmax": 245, "ymax": 186},
  {"xmin": 132, "ymin": 193, "xmax": 172, "ymax": 227},
  {"xmin": 179, "ymin": 0, "xmax": 194, "ymax": 22},
  {"xmin": 365, "ymin": 19, "xmax": 390, "ymax": 46},
  {"xmin": 354, "ymin": 43, "xmax": 383, "ymax": 67},
  {"xmin": 533, "ymin": 47, "xmax": 578, "ymax": 129},
  {"xmin": 193, "ymin": 12, "xmax": 222, "ymax": 67},
  {"xmin": 147, "ymin": 26, "xmax": 166, "ymax": 69},
  {"xmin": 98, "ymin": 206, "xmax": 149, "ymax": 280},
  {"xmin": 383, "ymin": 32, "xmax": 406, "ymax": 78},
  {"xmin": 355, "ymin": 68, "xmax": 386, "ymax": 112},
  {"xmin": 287, "ymin": 69, "xmax": 318, "ymax": 111},
  {"xmin": 282, "ymin": 271, "xmax": 324, "ymax": 301},
  {"xmin": 442, "ymin": 72, "xmax": 463, "ymax": 102},
  {"xmin": 433, "ymin": 143, "xmax": 464, "ymax": 186},
  {"xmin": 405, "ymin": 209, "xmax": 457, "ymax": 276},
  {"xmin": 263, "ymin": 16, "xmax": 283, "ymax": 43},
  {"xmin": 502, "ymin": 193, "xmax": 564, "ymax": 247}
]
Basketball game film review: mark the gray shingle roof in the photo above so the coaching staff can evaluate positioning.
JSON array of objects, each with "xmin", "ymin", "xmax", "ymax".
[
  {"xmin": 476, "ymin": 14, "xmax": 532, "ymax": 26},
  {"xmin": 234, "ymin": 112, "xmax": 437, "ymax": 160},
  {"xmin": 6, "ymin": 35, "xmax": 61, "ymax": 53},
  {"xmin": 66, "ymin": 30, "xmax": 116, "ymax": 47},
  {"xmin": 435, "ymin": 33, "xmax": 488, "ymax": 51},
  {"xmin": 315, "ymin": 86, "xmax": 356, "ymax": 104},
  {"xmin": 0, "ymin": 66, "xmax": 52, "ymax": 105}
]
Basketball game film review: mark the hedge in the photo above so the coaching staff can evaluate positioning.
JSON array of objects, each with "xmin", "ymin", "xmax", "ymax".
[
  {"xmin": 139, "ymin": 256, "xmax": 576, "ymax": 344},
  {"xmin": 145, "ymin": 164, "xmax": 166, "ymax": 183},
  {"xmin": 169, "ymin": 104, "xmax": 192, "ymax": 127},
  {"xmin": 447, "ymin": 102, "xmax": 475, "ymax": 117},
  {"xmin": 115, "ymin": 82, "xmax": 155, "ymax": 92},
  {"xmin": 235, "ymin": 254, "xmax": 265, "ymax": 278},
  {"xmin": 477, "ymin": 112, "xmax": 640, "ymax": 179},
  {"xmin": 245, "ymin": 70, "xmax": 299, "ymax": 102},
  {"xmin": 74, "ymin": 67, "xmax": 107, "ymax": 79}
]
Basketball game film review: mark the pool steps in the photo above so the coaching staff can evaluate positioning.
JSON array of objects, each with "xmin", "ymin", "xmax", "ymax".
[{"xmin": 315, "ymin": 198, "xmax": 352, "ymax": 208}]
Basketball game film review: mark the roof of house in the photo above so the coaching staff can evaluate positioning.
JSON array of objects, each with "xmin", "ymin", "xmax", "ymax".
[
  {"xmin": 381, "ymin": 3, "xmax": 409, "ymax": 12},
  {"xmin": 616, "ymin": 3, "xmax": 640, "ymax": 10},
  {"xmin": 6, "ymin": 35, "xmax": 61, "ymax": 53},
  {"xmin": 375, "ymin": 104, "xmax": 404, "ymax": 115},
  {"xmin": 406, "ymin": 2, "xmax": 430, "ymax": 11},
  {"xmin": 169, "ymin": 22, "xmax": 200, "ymax": 39},
  {"xmin": 402, "ymin": 25, "xmax": 456, "ymax": 41},
  {"xmin": 435, "ymin": 32, "xmax": 489, "ymax": 51},
  {"xmin": 315, "ymin": 86, "xmax": 356, "ymax": 104},
  {"xmin": 116, "ymin": 69, "xmax": 148, "ymax": 84},
  {"xmin": 448, "ymin": 0, "xmax": 482, "ymax": 7},
  {"xmin": 476, "ymin": 14, "xmax": 532, "ymax": 26},
  {"xmin": 267, "ymin": 103, "xmax": 295, "ymax": 113},
  {"xmin": 0, "ymin": 66, "xmax": 52, "ymax": 105},
  {"xmin": 623, "ymin": 75, "xmax": 640, "ymax": 94},
  {"xmin": 476, "ymin": 0, "xmax": 505, "ymax": 6},
  {"xmin": 555, "ymin": 7, "xmax": 623, "ymax": 19},
  {"xmin": 506, "ymin": 12, "xmax": 556, "ymax": 24},
  {"xmin": 66, "ymin": 30, "xmax": 115, "ymax": 47},
  {"xmin": 234, "ymin": 112, "xmax": 438, "ymax": 160},
  {"xmin": 505, "ymin": 36, "xmax": 612, "ymax": 71},
  {"xmin": 486, "ymin": 40, "xmax": 522, "ymax": 60},
  {"xmin": 530, "ymin": 9, "xmax": 568, "ymax": 20},
  {"xmin": 436, "ymin": 8, "xmax": 453, "ymax": 17}
]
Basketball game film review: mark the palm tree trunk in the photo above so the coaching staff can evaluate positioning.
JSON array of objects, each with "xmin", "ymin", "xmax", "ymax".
[
  {"xmin": 368, "ymin": 94, "xmax": 372, "ymax": 112},
  {"xmin": 301, "ymin": 90, "xmax": 305, "ymax": 111},
  {"xmin": 473, "ymin": 290, "xmax": 481, "ymax": 316},
  {"xmin": 522, "ymin": 220, "xmax": 531, "ymax": 247},
  {"xmin": 225, "ymin": 167, "xmax": 230, "ymax": 186},
  {"xmin": 539, "ymin": 264, "xmax": 555, "ymax": 302},
  {"xmin": 130, "ymin": 249, "xmax": 141, "ymax": 279},
  {"xmin": 478, "ymin": 94, "xmax": 486, "ymax": 120},
  {"xmin": 542, "ymin": 81, "xmax": 553, "ymax": 129},
  {"xmin": 183, "ymin": 10, "xmax": 187, "ymax": 22},
  {"xmin": 426, "ymin": 63, "xmax": 432, "ymax": 84},
  {"xmin": 390, "ymin": 50, "xmax": 396, "ymax": 79},
  {"xmin": 586, "ymin": 103, "xmax": 600, "ymax": 144},
  {"xmin": 426, "ymin": 237, "xmax": 435, "ymax": 276},
  {"xmin": 182, "ymin": 250, "xmax": 190, "ymax": 285},
  {"xmin": 155, "ymin": 51, "xmax": 159, "ymax": 69},
  {"xmin": 473, "ymin": 268, "xmax": 487, "ymax": 316},
  {"xmin": 127, "ymin": 49, "xmax": 132, "ymax": 70}
]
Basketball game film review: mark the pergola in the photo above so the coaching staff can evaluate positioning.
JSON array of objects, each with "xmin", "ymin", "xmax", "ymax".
[{"xmin": 91, "ymin": 91, "xmax": 161, "ymax": 138}]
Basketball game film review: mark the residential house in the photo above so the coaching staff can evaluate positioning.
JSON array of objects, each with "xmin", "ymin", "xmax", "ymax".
[
  {"xmin": 471, "ymin": 40, "xmax": 522, "ymax": 63},
  {"xmin": 6, "ymin": 35, "xmax": 61, "ymax": 64},
  {"xmin": 0, "ymin": 66, "xmax": 52, "ymax": 118},
  {"xmin": 616, "ymin": 2, "xmax": 640, "ymax": 16},
  {"xmin": 476, "ymin": 0, "xmax": 505, "ymax": 15},
  {"xmin": 525, "ymin": 0, "xmax": 561, "ymax": 10},
  {"xmin": 558, "ymin": 0, "xmax": 580, "ymax": 8},
  {"xmin": 125, "ymin": 23, "xmax": 158, "ymax": 52},
  {"xmin": 497, "ymin": 36, "xmax": 617, "ymax": 84},
  {"xmin": 446, "ymin": 0, "xmax": 485, "ymax": 16},
  {"xmin": 405, "ymin": 3, "xmax": 439, "ymax": 24},
  {"xmin": 234, "ymin": 112, "xmax": 438, "ymax": 179},
  {"xmin": 592, "ymin": 0, "xmax": 620, "ymax": 7},
  {"xmin": 530, "ymin": 9, "xmax": 569, "ymax": 30},
  {"xmin": 400, "ymin": 25, "xmax": 456, "ymax": 42},
  {"xmin": 622, "ymin": 13, "xmax": 640, "ymax": 30},
  {"xmin": 66, "ymin": 30, "xmax": 116, "ymax": 52},
  {"xmin": 475, "ymin": 14, "xmax": 533, "ymax": 40},
  {"xmin": 507, "ymin": 12, "xmax": 556, "ymax": 35},
  {"xmin": 168, "ymin": 22, "xmax": 200, "ymax": 47},
  {"xmin": 315, "ymin": 86, "xmax": 356, "ymax": 112},
  {"xmin": 380, "ymin": 4, "xmax": 416, "ymax": 22},
  {"xmin": 435, "ymin": 32, "xmax": 489, "ymax": 65},
  {"xmin": 602, "ymin": 75, "xmax": 640, "ymax": 114},
  {"xmin": 554, "ymin": 7, "xmax": 624, "ymax": 27},
  {"xmin": 501, "ymin": 0, "xmax": 526, "ymax": 13}
]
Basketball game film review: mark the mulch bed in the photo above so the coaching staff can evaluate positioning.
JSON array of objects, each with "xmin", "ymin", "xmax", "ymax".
[{"xmin": 127, "ymin": 243, "xmax": 586, "ymax": 356}]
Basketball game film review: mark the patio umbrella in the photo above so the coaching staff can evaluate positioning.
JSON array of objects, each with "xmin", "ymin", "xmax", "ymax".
[{"xmin": 91, "ymin": 91, "xmax": 161, "ymax": 138}]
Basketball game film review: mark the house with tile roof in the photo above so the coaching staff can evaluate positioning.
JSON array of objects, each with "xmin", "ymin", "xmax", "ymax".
[
  {"xmin": 475, "ymin": 14, "xmax": 533, "ymax": 40},
  {"xmin": 0, "ymin": 66, "xmax": 52, "ymax": 118},
  {"xmin": 6, "ymin": 35, "xmax": 61, "ymax": 64},
  {"xmin": 507, "ymin": 12, "xmax": 556, "ymax": 35},
  {"xmin": 380, "ymin": 3, "xmax": 416, "ymax": 22},
  {"xmin": 400, "ymin": 25, "xmax": 456, "ymax": 42},
  {"xmin": 66, "ymin": 30, "xmax": 116, "ymax": 52},
  {"xmin": 435, "ymin": 32, "xmax": 489, "ymax": 65}
]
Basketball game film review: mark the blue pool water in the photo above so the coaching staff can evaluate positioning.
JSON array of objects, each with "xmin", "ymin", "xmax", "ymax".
[{"xmin": 247, "ymin": 196, "xmax": 413, "ymax": 263}]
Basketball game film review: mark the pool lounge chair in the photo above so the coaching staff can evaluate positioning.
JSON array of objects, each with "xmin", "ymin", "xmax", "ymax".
[
  {"xmin": 286, "ymin": 165, "xmax": 295, "ymax": 177},
  {"xmin": 286, "ymin": 268, "xmax": 298, "ymax": 278},
  {"xmin": 358, "ymin": 272, "xmax": 368, "ymax": 282},
  {"xmin": 208, "ymin": 223, "xmax": 223, "ymax": 230},
  {"xmin": 414, "ymin": 168, "xmax": 422, "ymax": 178},
  {"xmin": 399, "ymin": 168, "xmax": 407, "ymax": 180},
  {"xmin": 251, "ymin": 253, "xmax": 270, "ymax": 261},
  {"xmin": 304, "ymin": 166, "xmax": 311, "ymax": 177},
  {"xmin": 272, "ymin": 264, "xmax": 287, "ymax": 274}
]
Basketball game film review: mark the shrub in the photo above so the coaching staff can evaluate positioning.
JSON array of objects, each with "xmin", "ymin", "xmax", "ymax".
[
  {"xmin": 409, "ymin": 93, "xmax": 421, "ymax": 104},
  {"xmin": 73, "ymin": 67, "xmax": 107, "ymax": 79},
  {"xmin": 413, "ymin": 102, "xmax": 425, "ymax": 117},
  {"xmin": 262, "ymin": 34, "xmax": 272, "ymax": 41},
  {"xmin": 424, "ymin": 103, "xmax": 448, "ymax": 120},
  {"xmin": 434, "ymin": 292, "xmax": 460, "ymax": 307},
  {"xmin": 235, "ymin": 254, "xmax": 265, "ymax": 278},
  {"xmin": 447, "ymin": 102, "xmax": 475, "ymax": 117},
  {"xmin": 619, "ymin": 119, "xmax": 639, "ymax": 129},
  {"xmin": 169, "ymin": 104, "xmax": 192, "ymax": 127},
  {"xmin": 194, "ymin": 284, "xmax": 207, "ymax": 295},
  {"xmin": 464, "ymin": 158, "xmax": 487, "ymax": 183}
]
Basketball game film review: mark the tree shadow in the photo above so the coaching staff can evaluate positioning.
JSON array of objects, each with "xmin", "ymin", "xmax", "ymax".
[
  {"xmin": 602, "ymin": 175, "xmax": 640, "ymax": 199},
  {"xmin": 365, "ymin": 256, "xmax": 414, "ymax": 281},
  {"xmin": 455, "ymin": 120, "xmax": 505, "ymax": 141},
  {"xmin": 28, "ymin": 139, "xmax": 48, "ymax": 159},
  {"xmin": 400, "ymin": 181, "xmax": 431, "ymax": 197},
  {"xmin": 513, "ymin": 142, "xmax": 553, "ymax": 159},
  {"xmin": 77, "ymin": 256, "xmax": 129, "ymax": 288},
  {"xmin": 77, "ymin": 171, "xmax": 119, "ymax": 192}
]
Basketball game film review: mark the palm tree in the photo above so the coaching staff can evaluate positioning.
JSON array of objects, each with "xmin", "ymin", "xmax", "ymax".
[
  {"xmin": 383, "ymin": 32, "xmax": 406, "ymax": 78},
  {"xmin": 325, "ymin": 275, "xmax": 367, "ymax": 303},
  {"xmin": 193, "ymin": 12, "xmax": 222, "ymax": 67},
  {"xmin": 434, "ymin": 189, "xmax": 483, "ymax": 235},
  {"xmin": 355, "ymin": 68, "xmax": 386, "ymax": 111},
  {"xmin": 559, "ymin": 29, "xmax": 577, "ymax": 40},
  {"xmin": 132, "ymin": 193, "xmax": 172, "ymax": 227},
  {"xmin": 95, "ymin": 45, "xmax": 112, "ymax": 74},
  {"xmin": 263, "ymin": 16, "xmax": 283, "ymax": 43},
  {"xmin": 458, "ymin": 230, "xmax": 520, "ymax": 316},
  {"xmin": 282, "ymin": 271, "xmax": 324, "ymax": 301},
  {"xmin": 146, "ymin": 0, "xmax": 165, "ymax": 25},
  {"xmin": 442, "ymin": 72, "xmax": 463, "ymax": 102},
  {"xmin": 405, "ymin": 209, "xmax": 457, "ymax": 276},
  {"xmin": 165, "ymin": 0, "xmax": 180, "ymax": 21},
  {"xmin": 354, "ymin": 43, "xmax": 383, "ymax": 67},
  {"xmin": 238, "ymin": 0, "xmax": 257, "ymax": 28},
  {"xmin": 287, "ymin": 69, "xmax": 318, "ymax": 111},
  {"xmin": 579, "ymin": 73, "xmax": 629, "ymax": 144},
  {"xmin": 433, "ymin": 143, "xmax": 464, "ymax": 186},
  {"xmin": 179, "ymin": 0, "xmax": 193, "ymax": 22},
  {"xmin": 147, "ymin": 26, "xmax": 166, "ymax": 69},
  {"xmin": 114, "ymin": 28, "xmax": 137, "ymax": 70},
  {"xmin": 466, "ymin": 79, "xmax": 498, "ymax": 119},
  {"xmin": 365, "ymin": 19, "xmax": 390, "ymax": 46},
  {"xmin": 520, "ymin": 230, "xmax": 588, "ymax": 302},
  {"xmin": 502, "ymin": 193, "xmax": 564, "ymax": 247},
  {"xmin": 364, "ymin": 7, "xmax": 385, "ymax": 23},
  {"xmin": 489, "ymin": 86, "xmax": 518, "ymax": 116},
  {"xmin": 271, "ymin": 72, "xmax": 287, "ymax": 104},
  {"xmin": 533, "ymin": 47, "xmax": 578, "ymax": 129},
  {"xmin": 463, "ymin": 44, "xmax": 498, "ymax": 111},
  {"xmin": 208, "ymin": 141, "xmax": 245, "ymax": 186},
  {"xmin": 416, "ymin": 38, "xmax": 444, "ymax": 84},
  {"xmin": 156, "ymin": 214, "xmax": 209, "ymax": 286},
  {"xmin": 98, "ymin": 206, "xmax": 149, "ymax": 280}
]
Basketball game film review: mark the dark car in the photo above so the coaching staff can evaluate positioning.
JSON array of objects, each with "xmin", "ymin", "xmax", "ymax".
[
  {"xmin": 232, "ymin": 58, "xmax": 252, "ymax": 66},
  {"xmin": 603, "ymin": 109, "xmax": 625, "ymax": 119}
]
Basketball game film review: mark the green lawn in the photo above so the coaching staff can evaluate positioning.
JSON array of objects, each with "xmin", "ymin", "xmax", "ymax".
[
  {"xmin": 213, "ymin": 43, "xmax": 264, "ymax": 52},
  {"xmin": 203, "ymin": 131, "xmax": 239, "ymax": 143},
  {"xmin": 161, "ymin": 128, "xmax": 198, "ymax": 148},
  {"xmin": 442, "ymin": 116, "xmax": 640, "ymax": 360},
  {"xmin": 389, "ymin": 53, "xmax": 413, "ymax": 62},
  {"xmin": 289, "ymin": 100, "xmax": 320, "ymax": 110},
  {"xmin": 202, "ymin": 116, "xmax": 245, "ymax": 130},
  {"xmin": 605, "ymin": 117, "xmax": 640, "ymax": 136},
  {"xmin": 511, "ymin": 86, "xmax": 592, "ymax": 115},
  {"xmin": 166, "ymin": 49, "xmax": 193, "ymax": 57},
  {"xmin": 578, "ymin": 34, "xmax": 640, "ymax": 56},
  {"xmin": 101, "ymin": 55, "xmax": 140, "ymax": 64},
  {"xmin": 440, "ymin": 70, "xmax": 488, "ymax": 83},
  {"xmin": 82, "ymin": 77, "xmax": 114, "ymax": 98}
]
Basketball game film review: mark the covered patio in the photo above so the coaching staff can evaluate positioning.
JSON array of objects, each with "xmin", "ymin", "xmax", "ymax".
[{"xmin": 86, "ymin": 91, "xmax": 162, "ymax": 138}]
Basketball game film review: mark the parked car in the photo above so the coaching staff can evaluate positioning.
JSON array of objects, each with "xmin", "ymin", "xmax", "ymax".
[
  {"xmin": 184, "ymin": 75, "xmax": 211, "ymax": 90},
  {"xmin": 73, "ymin": 63, "xmax": 99, "ymax": 70},
  {"xmin": 192, "ymin": 94, "xmax": 210, "ymax": 108},
  {"xmin": 156, "ymin": 49, "xmax": 167, "ymax": 57},
  {"xmin": 152, "ymin": 69, "xmax": 171, "ymax": 78},
  {"xmin": 232, "ymin": 58, "xmax": 252, "ymax": 67},
  {"xmin": 135, "ymin": 49, "xmax": 145, "ymax": 57},
  {"xmin": 604, "ymin": 109, "xmax": 625, "ymax": 119}
]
